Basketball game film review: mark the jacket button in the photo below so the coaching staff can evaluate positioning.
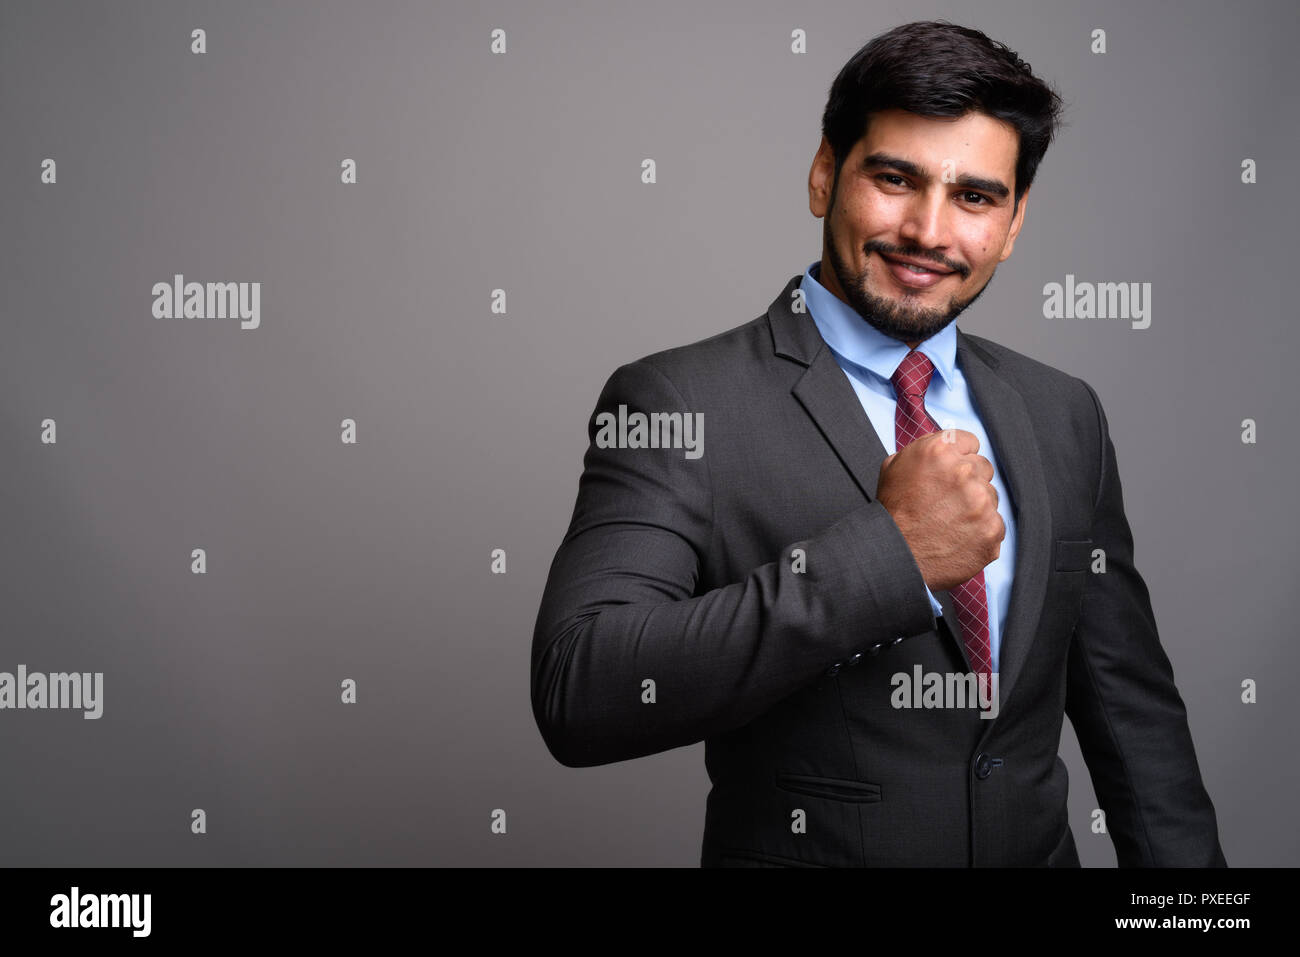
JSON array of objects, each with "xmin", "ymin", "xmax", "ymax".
[
  {"xmin": 847, "ymin": 652, "xmax": 864, "ymax": 667},
  {"xmin": 974, "ymin": 753, "xmax": 993, "ymax": 780},
  {"xmin": 825, "ymin": 662, "xmax": 842, "ymax": 676},
  {"xmin": 891, "ymin": 636, "xmax": 905, "ymax": 646},
  {"xmin": 868, "ymin": 643, "xmax": 882, "ymax": 655}
]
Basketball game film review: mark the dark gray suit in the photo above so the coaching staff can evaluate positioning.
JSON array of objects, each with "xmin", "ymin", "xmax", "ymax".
[{"xmin": 531, "ymin": 273, "xmax": 1226, "ymax": 867}]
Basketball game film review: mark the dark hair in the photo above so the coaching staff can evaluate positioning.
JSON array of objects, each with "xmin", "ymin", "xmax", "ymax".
[{"xmin": 821, "ymin": 20, "xmax": 1066, "ymax": 214}]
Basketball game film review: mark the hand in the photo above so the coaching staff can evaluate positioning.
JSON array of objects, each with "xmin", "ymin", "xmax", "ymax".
[{"xmin": 876, "ymin": 429, "xmax": 1004, "ymax": 592}]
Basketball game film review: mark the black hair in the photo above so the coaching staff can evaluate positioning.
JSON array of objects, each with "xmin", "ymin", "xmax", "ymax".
[{"xmin": 821, "ymin": 20, "xmax": 1066, "ymax": 214}]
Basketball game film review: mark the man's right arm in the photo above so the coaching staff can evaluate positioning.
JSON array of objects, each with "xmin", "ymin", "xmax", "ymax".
[{"xmin": 531, "ymin": 359, "xmax": 937, "ymax": 767}]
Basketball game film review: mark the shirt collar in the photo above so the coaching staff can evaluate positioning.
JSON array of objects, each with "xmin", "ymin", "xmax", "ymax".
[{"xmin": 799, "ymin": 259, "xmax": 957, "ymax": 391}]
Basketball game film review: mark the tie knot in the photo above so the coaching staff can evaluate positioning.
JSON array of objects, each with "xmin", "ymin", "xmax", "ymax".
[{"xmin": 892, "ymin": 350, "xmax": 935, "ymax": 397}]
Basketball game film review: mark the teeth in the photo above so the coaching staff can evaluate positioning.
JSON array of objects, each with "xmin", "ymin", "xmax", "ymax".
[{"xmin": 901, "ymin": 262, "xmax": 933, "ymax": 273}]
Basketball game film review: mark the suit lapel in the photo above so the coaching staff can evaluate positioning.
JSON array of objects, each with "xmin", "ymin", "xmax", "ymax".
[
  {"xmin": 954, "ymin": 331, "xmax": 1052, "ymax": 720},
  {"xmin": 767, "ymin": 274, "xmax": 1053, "ymax": 719},
  {"xmin": 790, "ymin": 344, "xmax": 890, "ymax": 500},
  {"xmin": 771, "ymin": 275, "xmax": 890, "ymax": 501}
]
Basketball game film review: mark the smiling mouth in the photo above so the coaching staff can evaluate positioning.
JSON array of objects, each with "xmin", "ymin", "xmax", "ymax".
[{"xmin": 880, "ymin": 252, "xmax": 954, "ymax": 275}]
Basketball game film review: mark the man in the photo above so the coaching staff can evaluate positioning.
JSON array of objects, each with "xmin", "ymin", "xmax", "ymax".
[{"xmin": 530, "ymin": 20, "xmax": 1226, "ymax": 867}]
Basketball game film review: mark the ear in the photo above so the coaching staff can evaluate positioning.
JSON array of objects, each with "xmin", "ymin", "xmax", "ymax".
[
  {"xmin": 808, "ymin": 136, "xmax": 836, "ymax": 219},
  {"xmin": 998, "ymin": 187, "xmax": 1030, "ymax": 262}
]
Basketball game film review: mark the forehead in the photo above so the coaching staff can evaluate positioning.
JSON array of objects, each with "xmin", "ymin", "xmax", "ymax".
[{"xmin": 854, "ymin": 108, "xmax": 1019, "ymax": 178}]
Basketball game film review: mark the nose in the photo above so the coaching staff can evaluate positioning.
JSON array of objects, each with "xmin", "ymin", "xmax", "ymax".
[{"xmin": 896, "ymin": 187, "xmax": 954, "ymax": 254}]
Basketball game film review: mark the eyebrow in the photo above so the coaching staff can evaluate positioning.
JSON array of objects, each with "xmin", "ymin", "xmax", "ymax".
[{"xmin": 861, "ymin": 151, "xmax": 1011, "ymax": 200}]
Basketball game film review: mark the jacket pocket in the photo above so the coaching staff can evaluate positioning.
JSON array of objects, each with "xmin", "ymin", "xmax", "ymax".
[
  {"xmin": 1054, "ymin": 538, "xmax": 1094, "ymax": 573},
  {"xmin": 718, "ymin": 848, "xmax": 827, "ymax": 867},
  {"xmin": 774, "ymin": 770, "xmax": 882, "ymax": 804},
  {"xmin": 1045, "ymin": 823, "xmax": 1080, "ymax": 867}
]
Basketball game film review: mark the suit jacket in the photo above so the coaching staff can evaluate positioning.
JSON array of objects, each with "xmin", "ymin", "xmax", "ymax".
[{"xmin": 531, "ymin": 273, "xmax": 1227, "ymax": 867}]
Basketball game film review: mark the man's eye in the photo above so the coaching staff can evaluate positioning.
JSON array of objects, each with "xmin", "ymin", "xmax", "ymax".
[{"xmin": 876, "ymin": 175, "xmax": 988, "ymax": 206}]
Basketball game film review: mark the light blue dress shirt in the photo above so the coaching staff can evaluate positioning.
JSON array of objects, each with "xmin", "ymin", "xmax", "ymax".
[{"xmin": 799, "ymin": 260, "xmax": 1016, "ymax": 673}]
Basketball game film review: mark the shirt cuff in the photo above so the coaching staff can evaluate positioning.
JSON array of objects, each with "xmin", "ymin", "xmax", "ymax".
[{"xmin": 925, "ymin": 584, "xmax": 943, "ymax": 618}]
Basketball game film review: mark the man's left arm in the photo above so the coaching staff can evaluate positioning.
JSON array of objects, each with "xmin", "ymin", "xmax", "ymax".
[{"xmin": 1063, "ymin": 379, "xmax": 1227, "ymax": 867}]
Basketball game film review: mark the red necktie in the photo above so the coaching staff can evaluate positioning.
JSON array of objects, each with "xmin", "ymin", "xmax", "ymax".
[{"xmin": 890, "ymin": 350, "xmax": 992, "ymax": 681}]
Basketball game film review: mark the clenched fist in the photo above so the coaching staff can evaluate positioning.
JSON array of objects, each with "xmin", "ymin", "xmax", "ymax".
[{"xmin": 876, "ymin": 429, "xmax": 1004, "ymax": 592}]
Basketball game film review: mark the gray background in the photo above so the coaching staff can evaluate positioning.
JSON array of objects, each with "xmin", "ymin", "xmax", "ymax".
[{"xmin": 1, "ymin": 0, "xmax": 1295, "ymax": 866}]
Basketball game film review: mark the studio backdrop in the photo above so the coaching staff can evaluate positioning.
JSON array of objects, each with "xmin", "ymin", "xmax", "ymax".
[{"xmin": 1, "ymin": 0, "xmax": 1295, "ymax": 866}]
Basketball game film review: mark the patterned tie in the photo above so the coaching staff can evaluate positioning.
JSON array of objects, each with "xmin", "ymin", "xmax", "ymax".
[{"xmin": 890, "ymin": 350, "xmax": 992, "ymax": 682}]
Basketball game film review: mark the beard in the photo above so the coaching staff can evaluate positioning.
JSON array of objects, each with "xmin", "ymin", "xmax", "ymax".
[{"xmin": 822, "ymin": 203, "xmax": 992, "ymax": 345}]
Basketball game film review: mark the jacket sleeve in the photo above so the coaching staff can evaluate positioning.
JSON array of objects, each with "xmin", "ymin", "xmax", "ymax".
[
  {"xmin": 531, "ymin": 359, "xmax": 937, "ymax": 767},
  {"xmin": 1064, "ymin": 380, "xmax": 1227, "ymax": 866}
]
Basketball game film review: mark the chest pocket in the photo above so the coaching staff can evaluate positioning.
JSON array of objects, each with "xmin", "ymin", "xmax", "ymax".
[{"xmin": 1054, "ymin": 538, "xmax": 1094, "ymax": 573}]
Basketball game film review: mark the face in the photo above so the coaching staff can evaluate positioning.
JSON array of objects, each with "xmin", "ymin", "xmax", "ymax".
[{"xmin": 808, "ymin": 108, "xmax": 1029, "ymax": 347}]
